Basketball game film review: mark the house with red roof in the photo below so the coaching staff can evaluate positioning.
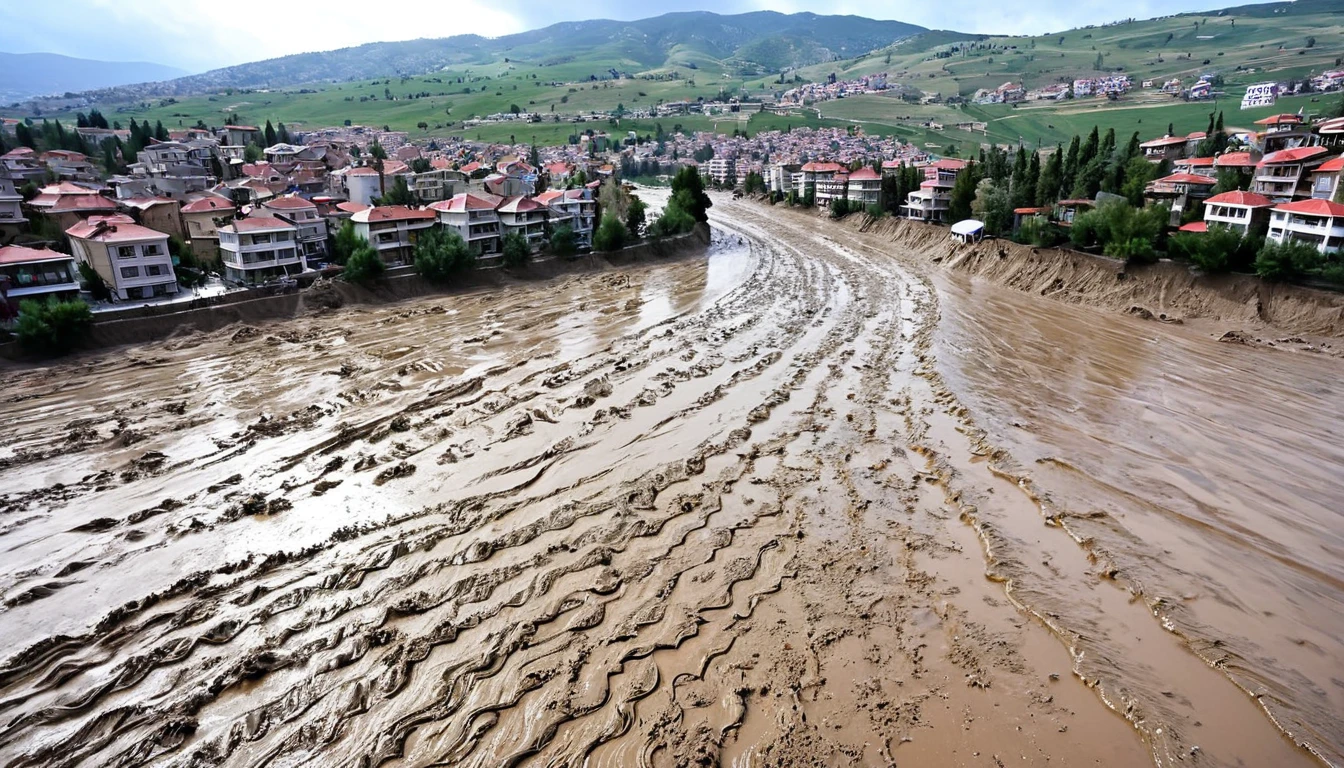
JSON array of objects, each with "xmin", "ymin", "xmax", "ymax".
[
  {"xmin": 1145, "ymin": 172, "xmax": 1217, "ymax": 225},
  {"xmin": 1253, "ymin": 114, "xmax": 1313, "ymax": 155},
  {"xmin": 261, "ymin": 196, "xmax": 329, "ymax": 264},
  {"xmin": 793, "ymin": 161, "xmax": 847, "ymax": 205},
  {"xmin": 1308, "ymin": 156, "xmax": 1343, "ymax": 204},
  {"xmin": 902, "ymin": 159, "xmax": 968, "ymax": 223},
  {"xmin": 350, "ymin": 205, "xmax": 436, "ymax": 265},
  {"xmin": 428, "ymin": 193, "xmax": 504, "ymax": 255},
  {"xmin": 1202, "ymin": 190, "xmax": 1275, "ymax": 236},
  {"xmin": 1139, "ymin": 134, "xmax": 1189, "ymax": 163},
  {"xmin": 1253, "ymin": 146, "xmax": 1331, "ymax": 202},
  {"xmin": 66, "ymin": 214, "xmax": 179, "ymax": 301},
  {"xmin": 1267, "ymin": 198, "xmax": 1344, "ymax": 254},
  {"xmin": 0, "ymin": 176, "xmax": 27, "ymax": 242},
  {"xmin": 497, "ymin": 196, "xmax": 549, "ymax": 249},
  {"xmin": 845, "ymin": 167, "xmax": 882, "ymax": 207},
  {"xmin": 27, "ymin": 182, "xmax": 120, "ymax": 231},
  {"xmin": 179, "ymin": 194, "xmax": 236, "ymax": 261},
  {"xmin": 1, "ymin": 147, "xmax": 48, "ymax": 184},
  {"xmin": 532, "ymin": 188, "xmax": 596, "ymax": 249},
  {"xmin": 217, "ymin": 216, "xmax": 303, "ymax": 285},
  {"xmin": 118, "ymin": 197, "xmax": 184, "ymax": 240},
  {"xmin": 0, "ymin": 245, "xmax": 81, "ymax": 314}
]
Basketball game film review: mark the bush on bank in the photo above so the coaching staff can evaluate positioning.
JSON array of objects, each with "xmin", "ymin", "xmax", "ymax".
[{"xmin": 16, "ymin": 298, "xmax": 93, "ymax": 356}]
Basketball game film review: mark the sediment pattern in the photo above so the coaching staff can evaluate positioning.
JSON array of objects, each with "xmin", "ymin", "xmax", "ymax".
[{"xmin": 0, "ymin": 198, "xmax": 1329, "ymax": 767}]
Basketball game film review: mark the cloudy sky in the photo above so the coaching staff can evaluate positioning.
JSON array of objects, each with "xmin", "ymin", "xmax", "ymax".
[{"xmin": 3, "ymin": 0, "xmax": 1243, "ymax": 72}]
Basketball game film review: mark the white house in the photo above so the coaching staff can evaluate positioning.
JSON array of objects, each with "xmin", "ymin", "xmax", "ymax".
[
  {"xmin": 497, "ymin": 196, "xmax": 549, "ymax": 250},
  {"xmin": 846, "ymin": 167, "xmax": 882, "ymax": 207},
  {"xmin": 1202, "ymin": 190, "xmax": 1275, "ymax": 235},
  {"xmin": 66, "ymin": 214, "xmax": 179, "ymax": 301},
  {"xmin": 261, "ymin": 196, "xmax": 328, "ymax": 264},
  {"xmin": 534, "ymin": 188, "xmax": 597, "ymax": 249},
  {"xmin": 903, "ymin": 159, "xmax": 967, "ymax": 223},
  {"xmin": 0, "ymin": 245, "xmax": 81, "ymax": 313},
  {"xmin": 350, "ymin": 205, "xmax": 436, "ymax": 265},
  {"xmin": 218, "ymin": 216, "xmax": 303, "ymax": 285},
  {"xmin": 1267, "ymin": 199, "xmax": 1344, "ymax": 254},
  {"xmin": 429, "ymin": 193, "xmax": 504, "ymax": 255}
]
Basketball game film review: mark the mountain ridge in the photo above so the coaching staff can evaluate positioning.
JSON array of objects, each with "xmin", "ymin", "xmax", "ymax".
[
  {"xmin": 0, "ymin": 52, "xmax": 188, "ymax": 103},
  {"xmin": 10, "ymin": 11, "xmax": 925, "ymax": 109}
]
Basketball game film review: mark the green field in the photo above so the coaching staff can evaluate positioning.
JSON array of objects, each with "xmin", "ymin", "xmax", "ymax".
[{"xmin": 5, "ymin": 0, "xmax": 1341, "ymax": 154}]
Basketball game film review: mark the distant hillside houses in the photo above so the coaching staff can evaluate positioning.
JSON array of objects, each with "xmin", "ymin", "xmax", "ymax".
[
  {"xmin": 1073, "ymin": 75, "xmax": 1132, "ymax": 98},
  {"xmin": 974, "ymin": 82, "xmax": 1025, "ymax": 105},
  {"xmin": 779, "ymin": 72, "xmax": 891, "ymax": 106}
]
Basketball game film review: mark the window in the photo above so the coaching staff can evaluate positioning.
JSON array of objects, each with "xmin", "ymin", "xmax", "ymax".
[
  {"xmin": 117, "ymin": 245, "xmax": 136, "ymax": 259},
  {"xmin": 120, "ymin": 266, "xmax": 140, "ymax": 278},
  {"xmin": 142, "ymin": 244, "xmax": 162, "ymax": 256},
  {"xmin": 378, "ymin": 232, "xmax": 397, "ymax": 244},
  {"xmin": 146, "ymin": 264, "xmax": 164, "ymax": 276},
  {"xmin": 251, "ymin": 233, "xmax": 272, "ymax": 244}
]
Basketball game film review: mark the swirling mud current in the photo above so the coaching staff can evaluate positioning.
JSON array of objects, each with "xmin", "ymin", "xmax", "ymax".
[{"xmin": 0, "ymin": 195, "xmax": 1336, "ymax": 767}]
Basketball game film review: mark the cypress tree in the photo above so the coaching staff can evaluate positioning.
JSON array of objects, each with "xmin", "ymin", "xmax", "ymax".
[
  {"xmin": 264, "ymin": 120, "xmax": 277, "ymax": 147},
  {"xmin": 1061, "ymin": 135, "xmax": 1081, "ymax": 197}
]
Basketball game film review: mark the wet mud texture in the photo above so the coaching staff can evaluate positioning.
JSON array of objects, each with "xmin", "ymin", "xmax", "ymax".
[{"xmin": 0, "ymin": 195, "xmax": 1333, "ymax": 767}]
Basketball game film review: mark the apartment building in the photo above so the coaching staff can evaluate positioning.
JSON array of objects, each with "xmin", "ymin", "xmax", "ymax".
[
  {"xmin": 429, "ymin": 193, "xmax": 504, "ymax": 255},
  {"xmin": 1267, "ymin": 198, "xmax": 1344, "ymax": 254},
  {"xmin": 350, "ymin": 205, "xmax": 436, "ymax": 265},
  {"xmin": 66, "ymin": 214, "xmax": 179, "ymax": 300},
  {"xmin": 1201, "ymin": 190, "xmax": 1275, "ymax": 235},
  {"xmin": 261, "ymin": 196, "xmax": 329, "ymax": 264},
  {"xmin": 218, "ymin": 216, "xmax": 303, "ymax": 285}
]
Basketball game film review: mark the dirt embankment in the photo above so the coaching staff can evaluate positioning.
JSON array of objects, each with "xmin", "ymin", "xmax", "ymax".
[{"xmin": 842, "ymin": 213, "xmax": 1344, "ymax": 341}]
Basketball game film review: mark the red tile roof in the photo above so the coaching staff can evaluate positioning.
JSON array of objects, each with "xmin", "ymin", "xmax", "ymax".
[
  {"xmin": 1253, "ymin": 114, "xmax": 1301, "ymax": 126},
  {"xmin": 30, "ymin": 193, "xmax": 119, "ymax": 213},
  {"xmin": 1205, "ymin": 190, "xmax": 1274, "ymax": 207},
  {"xmin": 1013, "ymin": 207, "xmax": 1051, "ymax": 215},
  {"xmin": 353, "ymin": 205, "xmax": 436, "ymax": 223},
  {"xmin": 335, "ymin": 201, "xmax": 370, "ymax": 213},
  {"xmin": 1178, "ymin": 221, "xmax": 1207, "ymax": 233},
  {"xmin": 930, "ymin": 158, "xmax": 968, "ymax": 170},
  {"xmin": 1273, "ymin": 199, "xmax": 1344, "ymax": 217},
  {"xmin": 181, "ymin": 196, "xmax": 235, "ymax": 213},
  {"xmin": 223, "ymin": 216, "xmax": 294, "ymax": 232},
  {"xmin": 66, "ymin": 214, "xmax": 168, "ymax": 242},
  {"xmin": 801, "ymin": 161, "xmax": 846, "ymax": 173},
  {"xmin": 1213, "ymin": 152, "xmax": 1258, "ymax": 168},
  {"xmin": 1313, "ymin": 156, "xmax": 1344, "ymax": 173},
  {"xmin": 848, "ymin": 167, "xmax": 882, "ymax": 181},
  {"xmin": 1140, "ymin": 135, "xmax": 1187, "ymax": 148},
  {"xmin": 498, "ymin": 196, "xmax": 544, "ymax": 214},
  {"xmin": 428, "ymin": 193, "xmax": 503, "ymax": 212},
  {"xmin": 264, "ymin": 195, "xmax": 316, "ymax": 210},
  {"xmin": 0, "ymin": 245, "xmax": 74, "ymax": 266},
  {"xmin": 1155, "ymin": 172, "xmax": 1217, "ymax": 185},
  {"xmin": 1174, "ymin": 157, "xmax": 1215, "ymax": 167},
  {"xmin": 1258, "ymin": 146, "xmax": 1328, "ymax": 165}
]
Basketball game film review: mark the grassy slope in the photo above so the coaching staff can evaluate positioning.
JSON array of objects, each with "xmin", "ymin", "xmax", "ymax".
[{"xmin": 8, "ymin": 0, "xmax": 1340, "ymax": 154}]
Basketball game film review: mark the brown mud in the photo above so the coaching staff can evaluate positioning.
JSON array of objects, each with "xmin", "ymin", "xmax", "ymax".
[{"xmin": 0, "ymin": 194, "xmax": 1336, "ymax": 767}]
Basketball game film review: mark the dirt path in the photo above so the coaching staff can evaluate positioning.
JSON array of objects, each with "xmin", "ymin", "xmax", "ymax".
[{"xmin": 0, "ymin": 201, "xmax": 1329, "ymax": 767}]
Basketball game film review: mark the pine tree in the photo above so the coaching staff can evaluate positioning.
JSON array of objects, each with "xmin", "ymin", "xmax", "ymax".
[
  {"xmin": 1079, "ymin": 127, "xmax": 1100, "ymax": 167},
  {"xmin": 277, "ymin": 122, "xmax": 291, "ymax": 144},
  {"xmin": 1061, "ymin": 136, "xmax": 1081, "ymax": 196},
  {"xmin": 1024, "ymin": 150, "xmax": 1040, "ymax": 210},
  {"xmin": 264, "ymin": 120, "xmax": 277, "ymax": 147},
  {"xmin": 1037, "ymin": 146, "xmax": 1063, "ymax": 207},
  {"xmin": 1010, "ymin": 146, "xmax": 1030, "ymax": 208},
  {"xmin": 154, "ymin": 120, "xmax": 168, "ymax": 141}
]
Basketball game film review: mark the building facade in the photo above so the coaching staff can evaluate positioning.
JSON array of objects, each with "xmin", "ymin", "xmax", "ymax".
[{"xmin": 66, "ymin": 214, "xmax": 179, "ymax": 301}]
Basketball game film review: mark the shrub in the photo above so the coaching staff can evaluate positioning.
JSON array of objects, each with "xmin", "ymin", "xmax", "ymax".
[
  {"xmin": 16, "ymin": 298, "xmax": 93, "ymax": 356},
  {"xmin": 670, "ymin": 166, "xmax": 712, "ymax": 222},
  {"xmin": 625, "ymin": 197, "xmax": 648, "ymax": 239},
  {"xmin": 1169, "ymin": 225, "xmax": 1258, "ymax": 273},
  {"xmin": 1016, "ymin": 216, "xmax": 1065, "ymax": 248},
  {"xmin": 1070, "ymin": 200, "xmax": 1168, "ymax": 263},
  {"xmin": 342, "ymin": 240, "xmax": 384, "ymax": 285},
  {"xmin": 414, "ymin": 228, "xmax": 473, "ymax": 282},
  {"xmin": 592, "ymin": 213, "xmax": 627, "ymax": 251},
  {"xmin": 1254, "ymin": 238, "xmax": 1325, "ymax": 281},
  {"xmin": 331, "ymin": 220, "xmax": 360, "ymax": 265},
  {"xmin": 502, "ymin": 231, "xmax": 530, "ymax": 268},
  {"xmin": 649, "ymin": 199, "xmax": 697, "ymax": 237},
  {"xmin": 550, "ymin": 225, "xmax": 578, "ymax": 257}
]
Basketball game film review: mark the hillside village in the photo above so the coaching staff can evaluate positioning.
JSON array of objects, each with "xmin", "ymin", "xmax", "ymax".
[{"xmin": 1, "ymin": 69, "xmax": 1343, "ymax": 347}]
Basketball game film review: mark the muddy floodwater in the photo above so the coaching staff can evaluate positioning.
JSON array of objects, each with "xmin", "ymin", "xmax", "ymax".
[{"xmin": 0, "ymin": 195, "xmax": 1339, "ymax": 767}]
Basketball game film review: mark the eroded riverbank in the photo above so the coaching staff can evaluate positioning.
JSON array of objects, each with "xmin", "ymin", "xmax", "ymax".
[{"xmin": 0, "ymin": 195, "xmax": 1336, "ymax": 767}]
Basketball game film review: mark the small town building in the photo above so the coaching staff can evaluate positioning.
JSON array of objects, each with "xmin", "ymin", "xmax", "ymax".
[
  {"xmin": 1202, "ymin": 190, "xmax": 1275, "ymax": 235},
  {"xmin": 1139, "ymin": 134, "xmax": 1188, "ymax": 163},
  {"xmin": 845, "ymin": 167, "xmax": 882, "ymax": 207},
  {"xmin": 118, "ymin": 197, "xmax": 185, "ymax": 240},
  {"xmin": 429, "ymin": 193, "xmax": 504, "ymax": 255},
  {"xmin": 217, "ymin": 216, "xmax": 303, "ymax": 285},
  {"xmin": 66, "ymin": 214, "xmax": 179, "ymax": 301},
  {"xmin": 1267, "ymin": 198, "xmax": 1344, "ymax": 254},
  {"xmin": 261, "ymin": 196, "xmax": 329, "ymax": 265},
  {"xmin": 0, "ymin": 176, "xmax": 28, "ymax": 242},
  {"xmin": 497, "ymin": 196, "xmax": 549, "ymax": 250},
  {"xmin": 26, "ymin": 182, "xmax": 119, "ymax": 230},
  {"xmin": 1308, "ymin": 156, "xmax": 1343, "ymax": 203},
  {"xmin": 902, "ymin": 159, "xmax": 966, "ymax": 223},
  {"xmin": 1253, "ymin": 146, "xmax": 1330, "ymax": 202},
  {"xmin": 350, "ymin": 205, "xmax": 436, "ymax": 265},
  {"xmin": 0, "ymin": 245, "xmax": 81, "ymax": 313},
  {"xmin": 1145, "ymin": 172, "xmax": 1217, "ymax": 226},
  {"xmin": 179, "ymin": 194, "xmax": 236, "ymax": 261}
]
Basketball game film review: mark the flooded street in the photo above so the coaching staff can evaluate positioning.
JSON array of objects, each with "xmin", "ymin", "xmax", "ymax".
[{"xmin": 0, "ymin": 195, "xmax": 1338, "ymax": 767}]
